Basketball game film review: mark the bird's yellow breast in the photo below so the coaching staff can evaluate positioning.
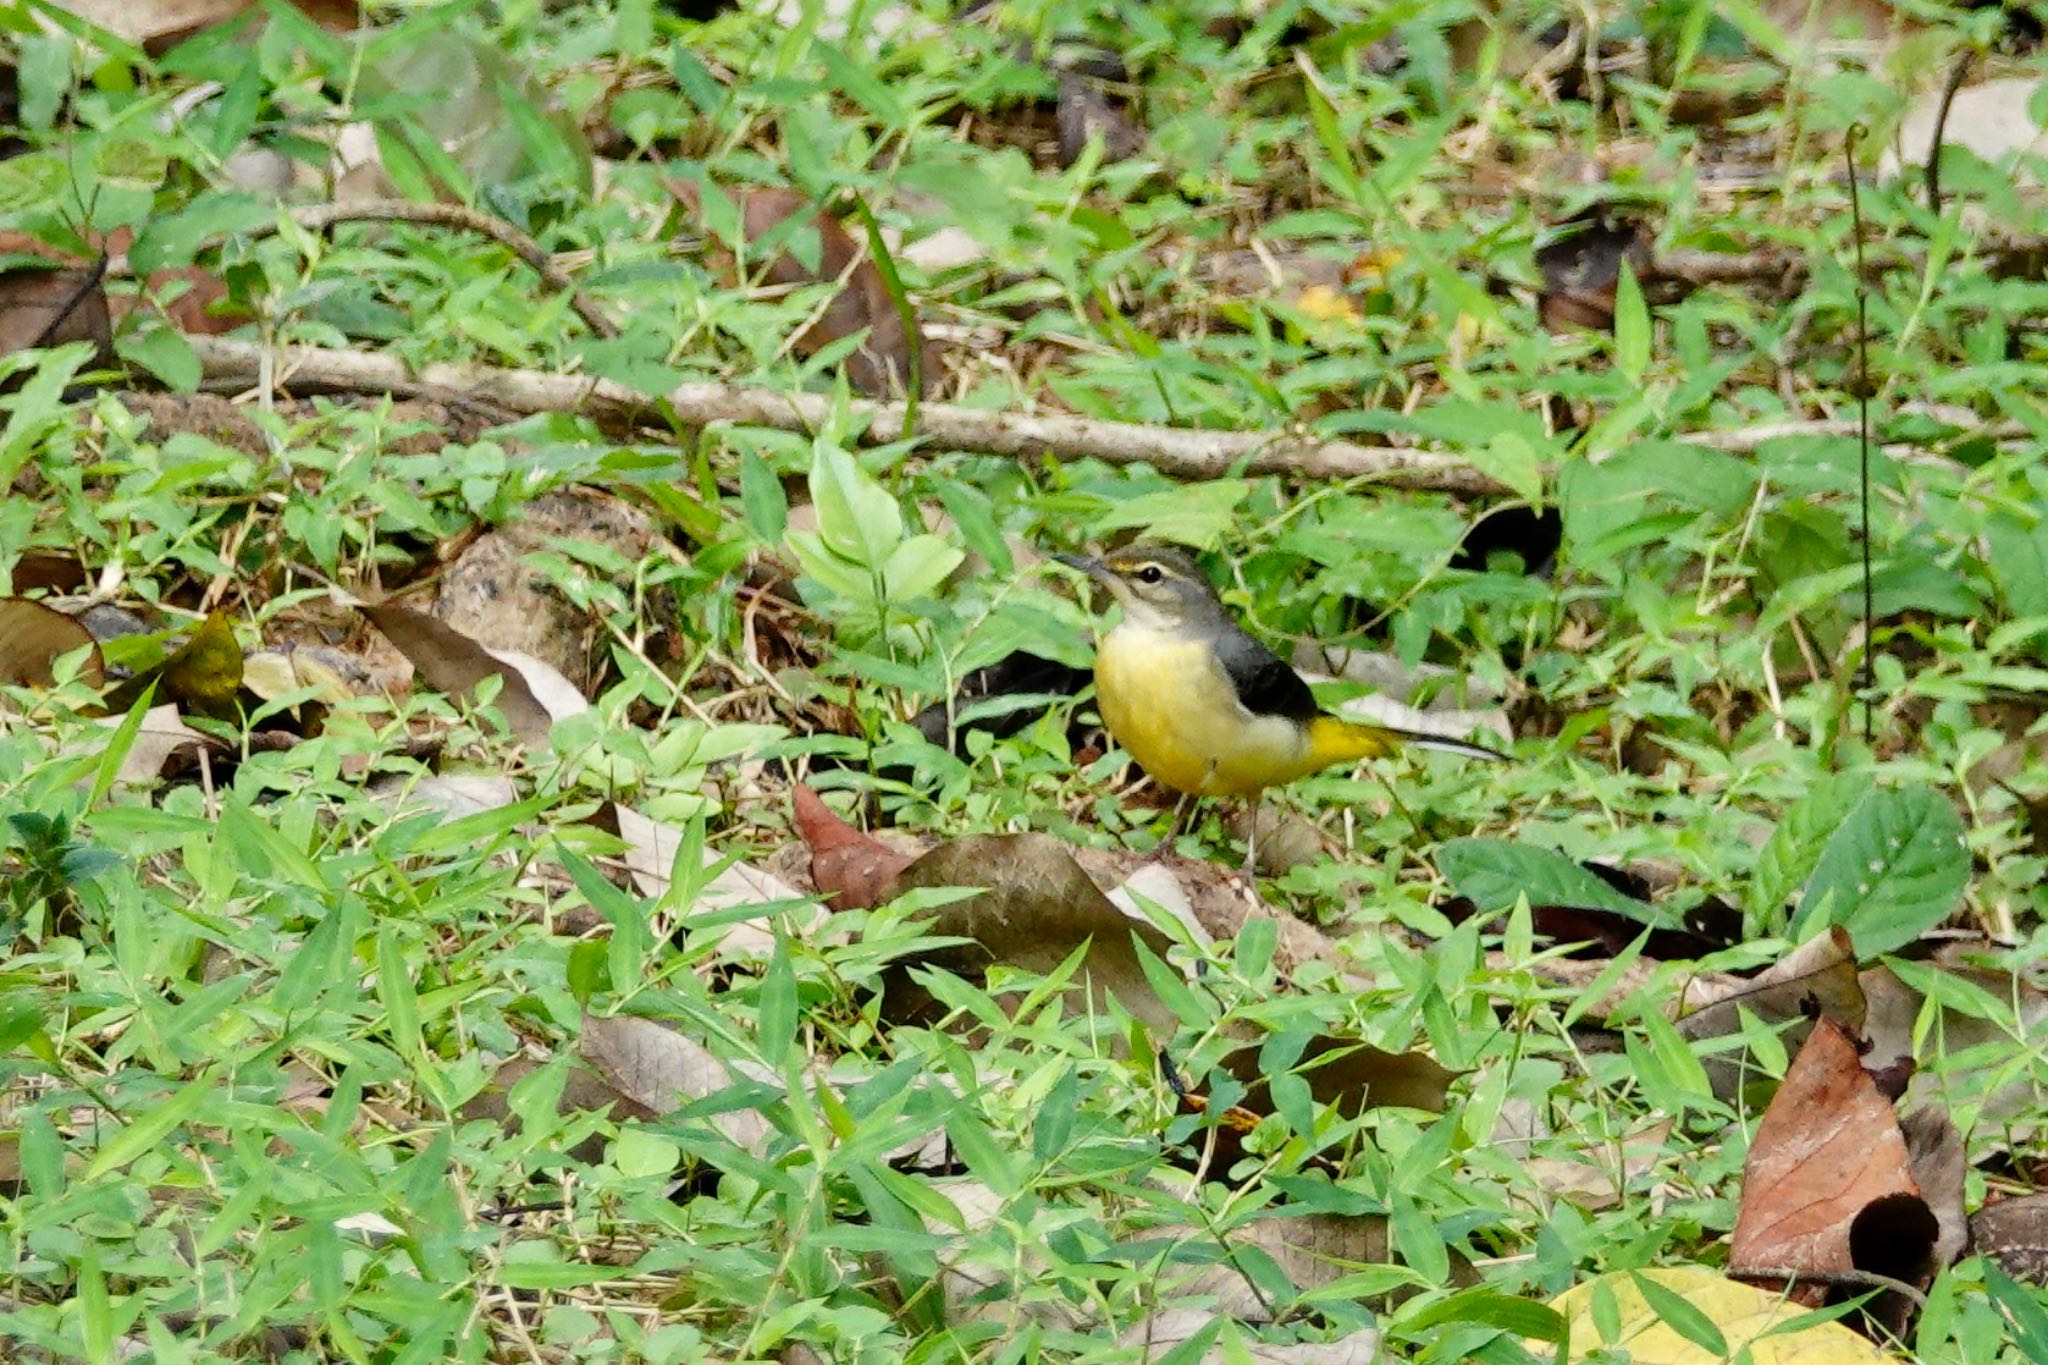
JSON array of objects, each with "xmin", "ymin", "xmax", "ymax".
[{"xmin": 1093, "ymin": 625, "xmax": 1314, "ymax": 797}]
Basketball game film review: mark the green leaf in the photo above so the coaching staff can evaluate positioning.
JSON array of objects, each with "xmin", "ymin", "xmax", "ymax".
[
  {"xmin": 1093, "ymin": 481, "xmax": 1251, "ymax": 550},
  {"xmin": 1436, "ymin": 838, "xmax": 1665, "ymax": 921},
  {"xmin": 1627, "ymin": 1270, "xmax": 1728, "ymax": 1356},
  {"xmin": 1403, "ymin": 1287, "xmax": 1568, "ymax": 1341},
  {"xmin": 1748, "ymin": 772, "xmax": 1868, "ymax": 925},
  {"xmin": 116, "ymin": 327, "xmax": 201, "ymax": 392},
  {"xmin": 807, "ymin": 441, "xmax": 901, "ymax": 570},
  {"xmin": 1467, "ymin": 431, "xmax": 1546, "ymax": 510},
  {"xmin": 756, "ymin": 940, "xmax": 797, "ymax": 1069},
  {"xmin": 1984, "ymin": 512, "xmax": 2048, "ymax": 618},
  {"xmin": 1794, "ymin": 785, "xmax": 1968, "ymax": 956},
  {"xmin": 1613, "ymin": 260, "xmax": 1649, "ymax": 384},
  {"xmin": 882, "ymin": 535, "xmax": 963, "ymax": 602},
  {"xmin": 738, "ymin": 450, "xmax": 788, "ymax": 543},
  {"xmin": 1986, "ymin": 1264, "xmax": 2048, "ymax": 1361}
]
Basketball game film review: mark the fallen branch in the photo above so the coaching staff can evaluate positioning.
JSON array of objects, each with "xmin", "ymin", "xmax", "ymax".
[
  {"xmin": 184, "ymin": 336, "xmax": 1509, "ymax": 494},
  {"xmin": 182, "ymin": 337, "xmax": 2019, "ymax": 490}
]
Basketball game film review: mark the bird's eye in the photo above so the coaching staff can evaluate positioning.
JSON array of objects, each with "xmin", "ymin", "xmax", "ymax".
[{"xmin": 1135, "ymin": 564, "xmax": 1164, "ymax": 585}]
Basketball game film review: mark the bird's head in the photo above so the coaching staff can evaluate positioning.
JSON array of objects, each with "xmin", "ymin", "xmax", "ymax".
[{"xmin": 1054, "ymin": 542, "xmax": 1225, "ymax": 632}]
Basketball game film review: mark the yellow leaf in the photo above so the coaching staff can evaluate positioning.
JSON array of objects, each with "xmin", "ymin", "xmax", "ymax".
[{"xmin": 1544, "ymin": 1266, "xmax": 1886, "ymax": 1364}]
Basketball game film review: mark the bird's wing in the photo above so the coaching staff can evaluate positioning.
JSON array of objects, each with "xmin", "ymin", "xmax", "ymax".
[{"xmin": 1211, "ymin": 624, "xmax": 1320, "ymax": 723}]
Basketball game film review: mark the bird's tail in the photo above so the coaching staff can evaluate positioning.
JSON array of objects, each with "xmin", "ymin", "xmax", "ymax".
[{"xmin": 1307, "ymin": 715, "xmax": 1510, "ymax": 767}]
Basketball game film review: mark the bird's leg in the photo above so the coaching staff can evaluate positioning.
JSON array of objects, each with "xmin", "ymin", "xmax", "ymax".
[
  {"xmin": 1162, "ymin": 789, "xmax": 1197, "ymax": 850},
  {"xmin": 1241, "ymin": 800, "xmax": 1260, "ymax": 879}
]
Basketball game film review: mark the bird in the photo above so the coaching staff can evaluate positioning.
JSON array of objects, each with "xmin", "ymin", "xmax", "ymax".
[{"xmin": 1055, "ymin": 542, "xmax": 1504, "ymax": 860}]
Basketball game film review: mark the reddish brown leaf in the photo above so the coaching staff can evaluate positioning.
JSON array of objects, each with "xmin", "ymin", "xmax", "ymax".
[
  {"xmin": 0, "ymin": 262, "xmax": 112, "ymax": 365},
  {"xmin": 792, "ymin": 784, "xmax": 914, "ymax": 909},
  {"xmin": 1730, "ymin": 1018, "xmax": 1935, "ymax": 1303}
]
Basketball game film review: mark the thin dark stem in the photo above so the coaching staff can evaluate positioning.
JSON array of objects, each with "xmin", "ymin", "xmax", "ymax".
[
  {"xmin": 1926, "ymin": 50, "xmax": 1976, "ymax": 217},
  {"xmin": 1847, "ymin": 125, "xmax": 1874, "ymax": 746}
]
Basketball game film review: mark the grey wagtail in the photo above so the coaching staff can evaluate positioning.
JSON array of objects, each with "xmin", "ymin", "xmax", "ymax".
[{"xmin": 1055, "ymin": 543, "xmax": 1506, "ymax": 808}]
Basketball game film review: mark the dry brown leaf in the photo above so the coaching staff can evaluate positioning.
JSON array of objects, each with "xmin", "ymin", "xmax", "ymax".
[
  {"xmin": 1901, "ymin": 1107, "xmax": 1968, "ymax": 1272},
  {"xmin": 579, "ymin": 1012, "xmax": 773, "ymax": 1154},
  {"xmin": 358, "ymin": 600, "xmax": 583, "ymax": 746},
  {"xmin": 792, "ymin": 784, "xmax": 918, "ymax": 910},
  {"xmin": 1862, "ymin": 959, "xmax": 2048, "ymax": 1124},
  {"xmin": 1228, "ymin": 1035, "xmax": 1454, "ymax": 1119},
  {"xmin": 0, "ymin": 598, "xmax": 104, "ymax": 688},
  {"xmin": 1678, "ymin": 926, "xmax": 1865, "ymax": 1099},
  {"xmin": 1729, "ymin": 1019, "xmax": 1936, "ymax": 1306},
  {"xmin": 1972, "ymin": 1193, "xmax": 2048, "ymax": 1284},
  {"xmin": 880, "ymin": 831, "xmax": 1183, "ymax": 1032},
  {"xmin": 0, "ymin": 261, "xmax": 112, "ymax": 365},
  {"xmin": 48, "ymin": 0, "xmax": 357, "ymax": 51}
]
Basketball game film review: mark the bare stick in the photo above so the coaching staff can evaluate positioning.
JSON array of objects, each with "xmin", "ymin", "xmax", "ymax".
[{"xmin": 181, "ymin": 338, "xmax": 2021, "ymax": 490}]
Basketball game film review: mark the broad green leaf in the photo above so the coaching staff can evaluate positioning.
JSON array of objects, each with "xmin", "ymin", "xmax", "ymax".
[
  {"xmin": 1467, "ymin": 430, "xmax": 1545, "ymax": 509},
  {"xmin": 1984, "ymin": 512, "xmax": 2048, "ymax": 618},
  {"xmin": 807, "ymin": 441, "xmax": 901, "ymax": 570},
  {"xmin": 1436, "ymin": 838, "xmax": 1664, "ymax": 921},
  {"xmin": 882, "ymin": 535, "xmax": 963, "ymax": 602},
  {"xmin": 1748, "ymin": 772, "xmax": 1868, "ymax": 924},
  {"xmin": 1794, "ymin": 785, "xmax": 1968, "ymax": 956},
  {"xmin": 1092, "ymin": 481, "xmax": 1250, "ymax": 550}
]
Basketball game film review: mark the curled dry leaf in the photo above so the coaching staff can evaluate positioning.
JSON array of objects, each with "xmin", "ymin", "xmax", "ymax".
[
  {"xmin": 1729, "ymin": 1019, "xmax": 1938, "ymax": 1311},
  {"xmin": 665, "ymin": 179, "xmax": 939, "ymax": 397},
  {"xmin": 1901, "ymin": 1107, "xmax": 1968, "ymax": 1272},
  {"xmin": 358, "ymin": 600, "xmax": 585, "ymax": 746},
  {"xmin": 0, "ymin": 598, "xmax": 104, "ymax": 688}
]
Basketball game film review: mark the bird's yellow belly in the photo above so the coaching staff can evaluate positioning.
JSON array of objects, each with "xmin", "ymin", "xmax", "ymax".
[{"xmin": 1094, "ymin": 627, "xmax": 1312, "ymax": 797}]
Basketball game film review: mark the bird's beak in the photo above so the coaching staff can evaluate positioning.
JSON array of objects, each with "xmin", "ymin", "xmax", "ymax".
[{"xmin": 1052, "ymin": 552, "xmax": 1109, "ymax": 581}]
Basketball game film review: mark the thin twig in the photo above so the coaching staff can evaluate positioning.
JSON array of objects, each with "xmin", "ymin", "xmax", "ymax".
[{"xmin": 1727, "ymin": 1265, "xmax": 1928, "ymax": 1308}]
